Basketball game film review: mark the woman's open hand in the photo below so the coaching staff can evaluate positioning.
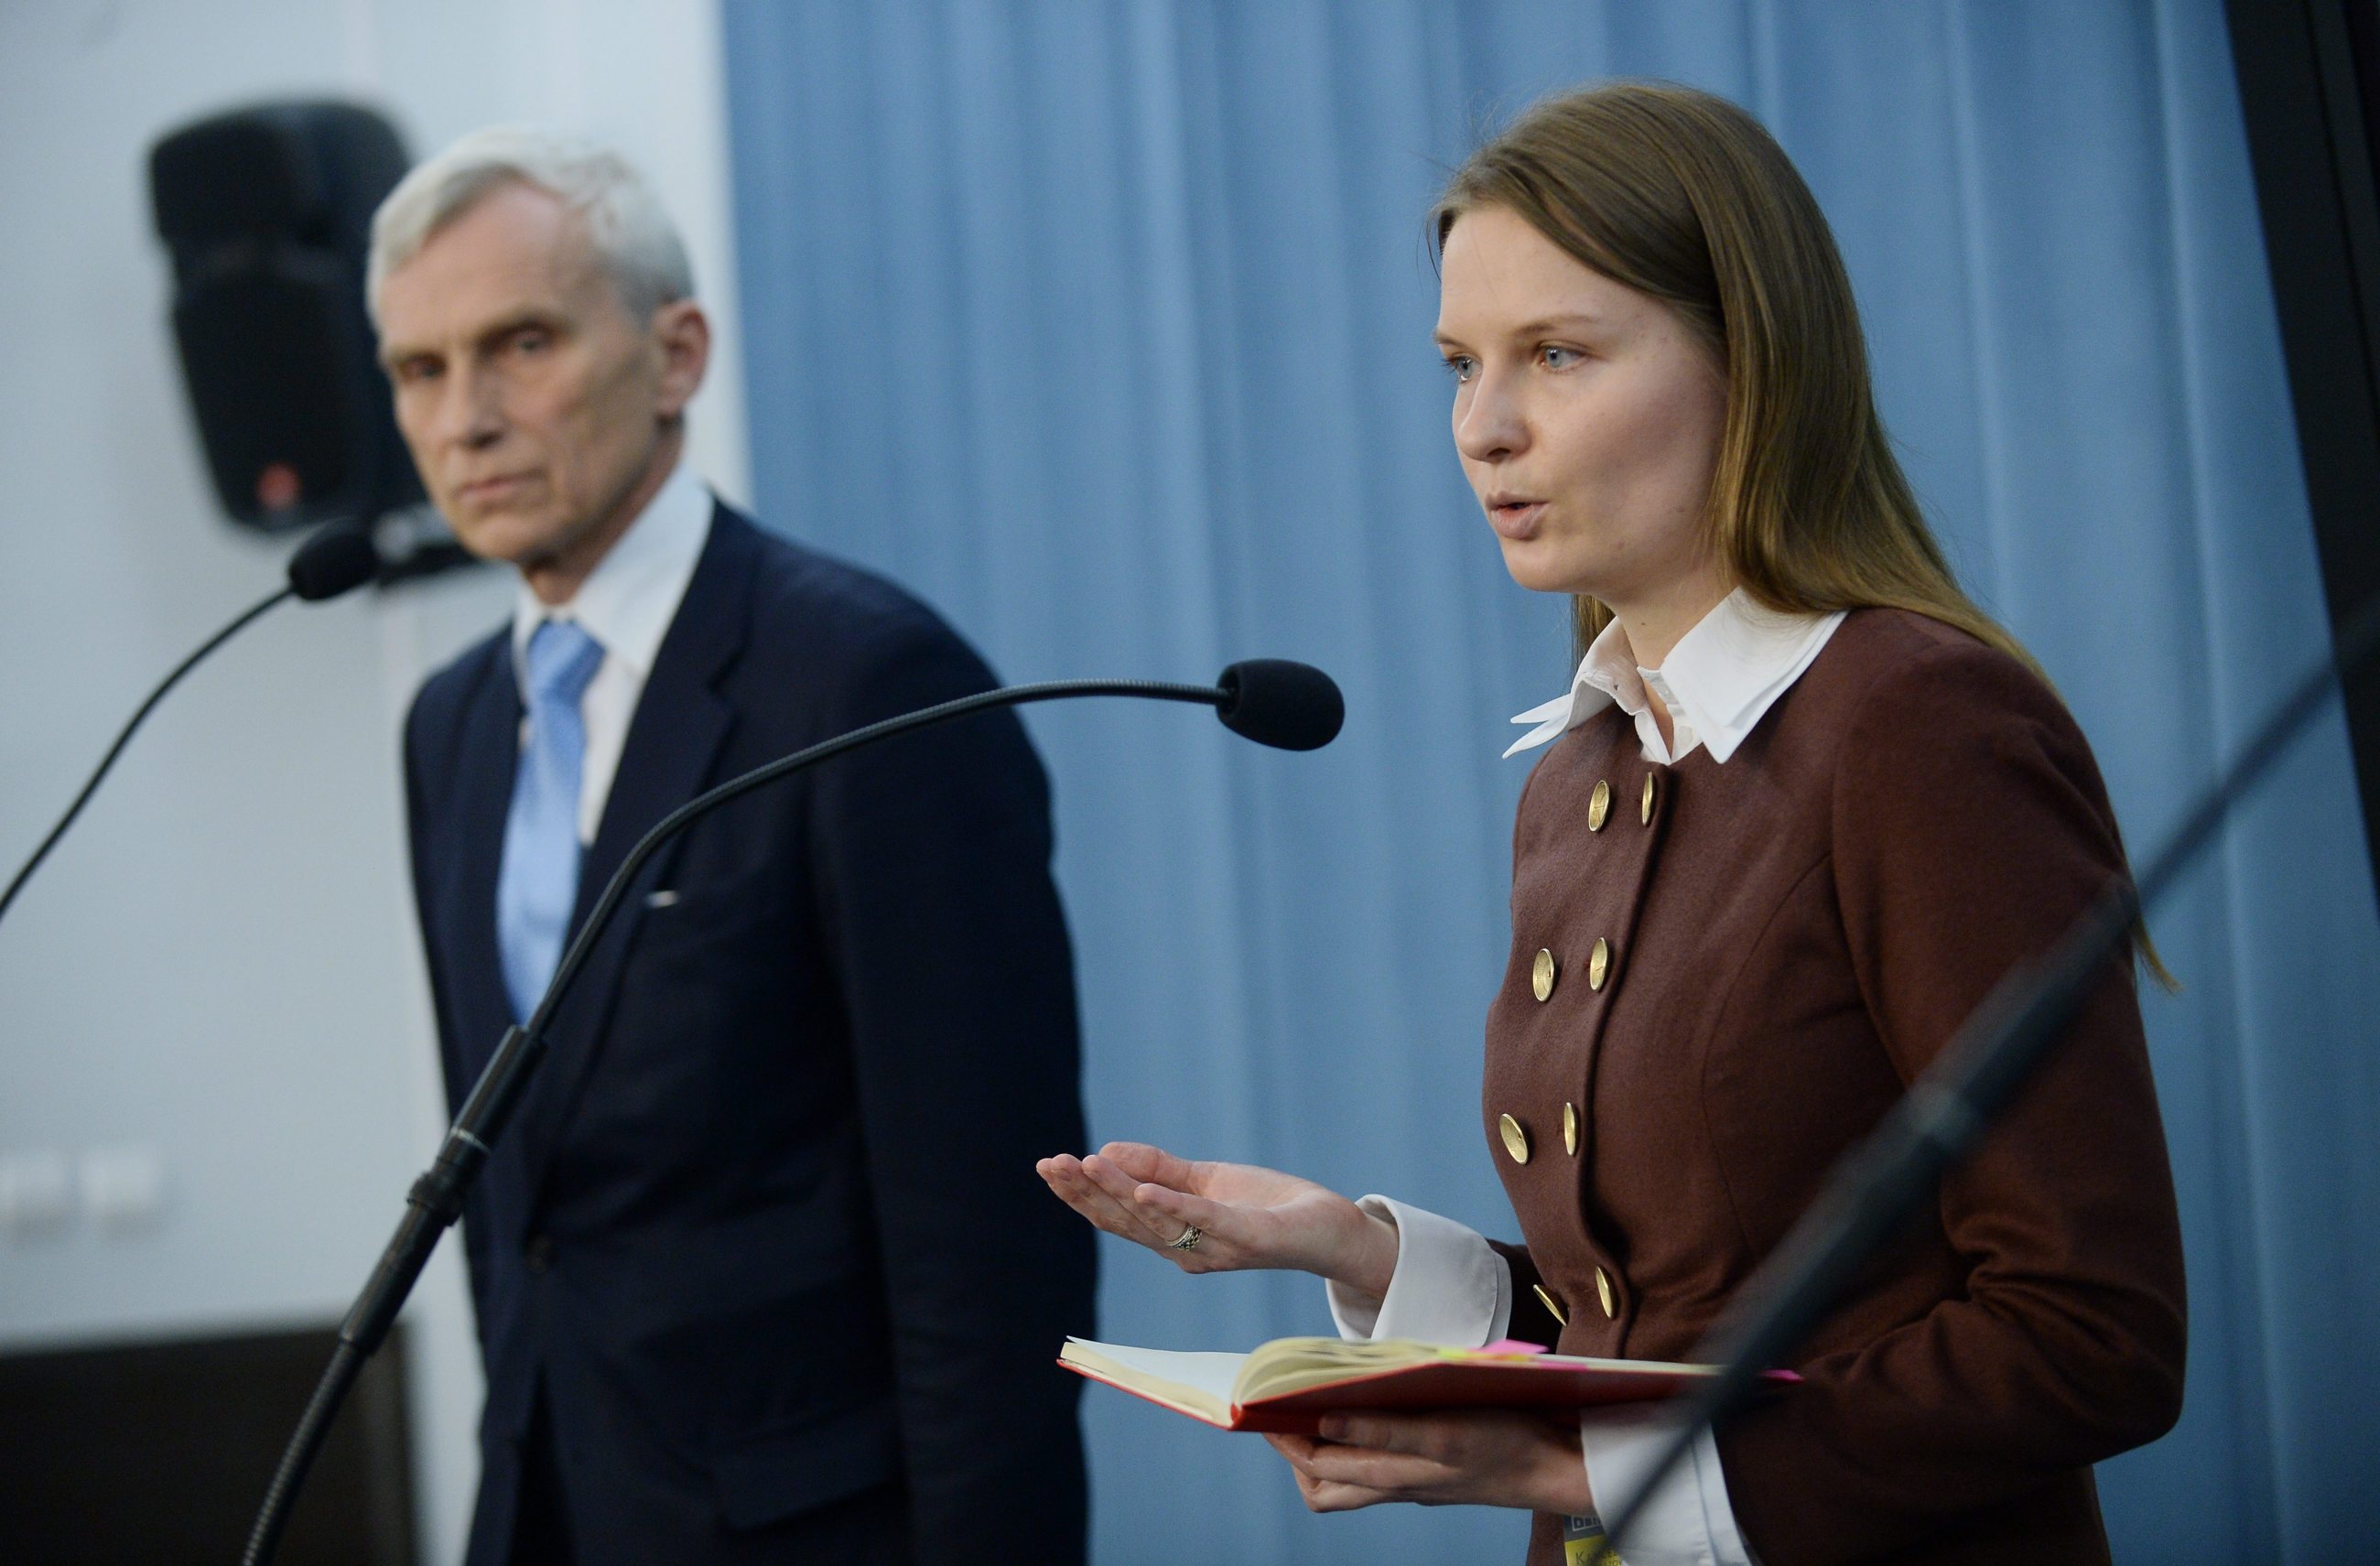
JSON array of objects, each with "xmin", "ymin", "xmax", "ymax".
[
  {"xmin": 1036, "ymin": 1141, "xmax": 1398, "ymax": 1297},
  {"xmin": 1262, "ymin": 1410, "xmax": 1591, "ymax": 1515}
]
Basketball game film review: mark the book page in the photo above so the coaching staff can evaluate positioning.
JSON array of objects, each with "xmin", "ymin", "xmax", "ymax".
[
  {"xmin": 1060, "ymin": 1339, "xmax": 1247, "ymax": 1424},
  {"xmin": 1235, "ymin": 1335, "xmax": 1466, "ymax": 1402}
]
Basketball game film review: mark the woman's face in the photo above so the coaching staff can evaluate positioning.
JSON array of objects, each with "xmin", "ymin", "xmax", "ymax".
[{"xmin": 1435, "ymin": 205, "xmax": 1728, "ymax": 614}]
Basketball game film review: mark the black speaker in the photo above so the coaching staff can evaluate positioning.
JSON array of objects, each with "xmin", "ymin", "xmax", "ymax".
[{"xmin": 149, "ymin": 101, "xmax": 422, "ymax": 533}]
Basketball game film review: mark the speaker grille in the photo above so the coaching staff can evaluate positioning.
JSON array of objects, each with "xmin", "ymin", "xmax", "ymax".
[{"xmin": 172, "ymin": 256, "xmax": 372, "ymax": 523}]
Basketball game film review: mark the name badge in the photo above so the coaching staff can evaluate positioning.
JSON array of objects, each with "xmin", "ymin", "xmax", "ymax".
[{"xmin": 1562, "ymin": 1512, "xmax": 1619, "ymax": 1566}]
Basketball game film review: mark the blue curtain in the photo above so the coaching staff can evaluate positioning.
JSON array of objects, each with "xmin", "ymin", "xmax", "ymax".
[{"xmin": 720, "ymin": 4, "xmax": 2380, "ymax": 1561}]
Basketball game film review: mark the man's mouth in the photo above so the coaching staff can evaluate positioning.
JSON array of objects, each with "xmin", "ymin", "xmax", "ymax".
[{"xmin": 456, "ymin": 473, "xmax": 534, "ymax": 505}]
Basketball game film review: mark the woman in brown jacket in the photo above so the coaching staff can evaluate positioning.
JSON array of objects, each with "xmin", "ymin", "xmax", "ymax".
[{"xmin": 1039, "ymin": 82, "xmax": 2186, "ymax": 1566}]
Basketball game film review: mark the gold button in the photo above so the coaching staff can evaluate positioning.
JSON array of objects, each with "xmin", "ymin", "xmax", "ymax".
[
  {"xmin": 1498, "ymin": 1113, "xmax": 1531, "ymax": 1164},
  {"xmin": 1563, "ymin": 1101, "xmax": 1579, "ymax": 1156},
  {"xmin": 1532, "ymin": 1282, "xmax": 1569, "ymax": 1327},
  {"xmin": 1587, "ymin": 780, "xmax": 1611, "ymax": 831},
  {"xmin": 1531, "ymin": 947, "xmax": 1557, "ymax": 1001},
  {"xmin": 1596, "ymin": 1267, "xmax": 1617, "ymax": 1318},
  {"xmin": 1641, "ymin": 772, "xmax": 1658, "ymax": 825},
  {"xmin": 1588, "ymin": 937, "xmax": 1611, "ymax": 991}
]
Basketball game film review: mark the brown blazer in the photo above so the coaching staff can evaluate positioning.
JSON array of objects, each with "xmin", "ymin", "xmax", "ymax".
[{"xmin": 1484, "ymin": 609, "xmax": 2186, "ymax": 1566}]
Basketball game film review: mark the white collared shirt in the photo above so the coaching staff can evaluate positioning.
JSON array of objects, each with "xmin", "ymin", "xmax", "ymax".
[
  {"xmin": 1505, "ymin": 589, "xmax": 1844, "ymax": 764},
  {"xmin": 1323, "ymin": 591, "xmax": 1844, "ymax": 1565},
  {"xmin": 509, "ymin": 461, "xmax": 714, "ymax": 845}
]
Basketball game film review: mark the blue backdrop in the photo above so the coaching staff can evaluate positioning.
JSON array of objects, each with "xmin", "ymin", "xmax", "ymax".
[{"xmin": 720, "ymin": 3, "xmax": 2380, "ymax": 1561}]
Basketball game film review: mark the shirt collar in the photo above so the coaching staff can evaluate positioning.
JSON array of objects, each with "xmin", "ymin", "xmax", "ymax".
[
  {"xmin": 1504, "ymin": 589, "xmax": 1844, "ymax": 763},
  {"xmin": 510, "ymin": 462, "xmax": 714, "ymax": 692}
]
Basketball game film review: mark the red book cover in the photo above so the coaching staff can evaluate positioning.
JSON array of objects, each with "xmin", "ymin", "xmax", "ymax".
[{"xmin": 1059, "ymin": 1336, "xmax": 1796, "ymax": 1434}]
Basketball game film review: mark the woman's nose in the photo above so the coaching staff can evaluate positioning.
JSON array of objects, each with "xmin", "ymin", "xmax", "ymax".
[{"xmin": 1454, "ymin": 371, "xmax": 1526, "ymax": 462}]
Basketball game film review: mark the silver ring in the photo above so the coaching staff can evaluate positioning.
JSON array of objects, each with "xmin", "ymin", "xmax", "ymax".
[{"xmin": 1168, "ymin": 1223, "xmax": 1203, "ymax": 1251}]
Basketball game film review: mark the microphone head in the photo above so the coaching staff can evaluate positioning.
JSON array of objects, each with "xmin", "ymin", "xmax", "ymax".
[
  {"xmin": 286, "ymin": 520, "xmax": 381, "ymax": 601},
  {"xmin": 1215, "ymin": 660, "xmax": 1344, "ymax": 751}
]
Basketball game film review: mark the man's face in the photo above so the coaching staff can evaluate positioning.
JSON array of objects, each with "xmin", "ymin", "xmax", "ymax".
[{"xmin": 376, "ymin": 181, "xmax": 701, "ymax": 599}]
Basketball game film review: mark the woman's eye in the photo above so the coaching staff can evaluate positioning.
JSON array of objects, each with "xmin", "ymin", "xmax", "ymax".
[
  {"xmin": 510, "ymin": 329, "xmax": 551, "ymax": 355},
  {"xmin": 1442, "ymin": 354, "xmax": 1477, "ymax": 383},
  {"xmin": 1540, "ymin": 345, "xmax": 1583, "ymax": 370}
]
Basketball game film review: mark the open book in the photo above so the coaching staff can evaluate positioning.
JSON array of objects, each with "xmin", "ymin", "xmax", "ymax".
[{"xmin": 1060, "ymin": 1334, "xmax": 1789, "ymax": 1435}]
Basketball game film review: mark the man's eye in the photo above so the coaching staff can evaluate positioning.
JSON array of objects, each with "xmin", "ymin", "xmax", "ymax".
[
  {"xmin": 512, "ymin": 330, "xmax": 550, "ymax": 354},
  {"xmin": 395, "ymin": 359, "xmax": 441, "ymax": 384},
  {"xmin": 1540, "ymin": 345, "xmax": 1583, "ymax": 370},
  {"xmin": 1442, "ymin": 354, "xmax": 1477, "ymax": 383}
]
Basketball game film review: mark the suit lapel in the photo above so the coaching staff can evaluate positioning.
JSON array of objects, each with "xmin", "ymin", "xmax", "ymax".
[
  {"xmin": 449, "ymin": 644, "xmax": 525, "ymax": 1081},
  {"xmin": 515, "ymin": 507, "xmax": 755, "ymax": 1195}
]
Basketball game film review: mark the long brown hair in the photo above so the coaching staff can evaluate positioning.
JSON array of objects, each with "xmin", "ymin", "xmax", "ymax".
[{"xmin": 1436, "ymin": 81, "xmax": 2171, "ymax": 983}]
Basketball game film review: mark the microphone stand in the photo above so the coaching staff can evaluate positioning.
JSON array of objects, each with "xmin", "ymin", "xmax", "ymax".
[
  {"xmin": 240, "ymin": 675, "xmax": 1255, "ymax": 1565},
  {"xmin": 1601, "ymin": 587, "xmax": 2380, "ymax": 1551}
]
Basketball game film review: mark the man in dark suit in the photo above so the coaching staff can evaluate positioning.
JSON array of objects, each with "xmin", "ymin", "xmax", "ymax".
[{"xmin": 371, "ymin": 127, "xmax": 1093, "ymax": 1565}]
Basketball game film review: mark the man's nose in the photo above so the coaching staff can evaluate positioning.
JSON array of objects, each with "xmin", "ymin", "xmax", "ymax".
[
  {"xmin": 1454, "ymin": 368, "xmax": 1526, "ymax": 463},
  {"xmin": 434, "ymin": 364, "xmax": 507, "ymax": 450}
]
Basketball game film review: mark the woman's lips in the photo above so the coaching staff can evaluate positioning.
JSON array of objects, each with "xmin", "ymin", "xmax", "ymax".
[{"xmin": 1488, "ymin": 499, "xmax": 1547, "ymax": 540}]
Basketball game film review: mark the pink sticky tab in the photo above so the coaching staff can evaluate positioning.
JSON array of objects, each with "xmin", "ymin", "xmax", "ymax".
[{"xmin": 1477, "ymin": 1338, "xmax": 1551, "ymax": 1356}]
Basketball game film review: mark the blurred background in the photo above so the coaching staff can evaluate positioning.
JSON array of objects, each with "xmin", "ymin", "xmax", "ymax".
[{"xmin": 2, "ymin": 1, "xmax": 2375, "ymax": 1561}]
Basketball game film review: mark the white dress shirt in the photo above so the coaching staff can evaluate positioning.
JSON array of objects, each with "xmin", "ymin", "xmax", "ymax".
[
  {"xmin": 1505, "ymin": 589, "xmax": 1844, "ymax": 764},
  {"xmin": 508, "ymin": 461, "xmax": 714, "ymax": 845},
  {"xmin": 1327, "ymin": 590, "xmax": 1845, "ymax": 1566}
]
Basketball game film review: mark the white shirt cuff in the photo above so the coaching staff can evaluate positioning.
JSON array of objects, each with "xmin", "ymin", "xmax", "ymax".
[
  {"xmin": 1323, "ymin": 1195, "xmax": 1511, "ymax": 1346},
  {"xmin": 1579, "ymin": 1405, "xmax": 1756, "ymax": 1566}
]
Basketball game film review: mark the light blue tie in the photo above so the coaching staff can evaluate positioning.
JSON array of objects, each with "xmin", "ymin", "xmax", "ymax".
[{"xmin": 498, "ymin": 619, "xmax": 606, "ymax": 1022}]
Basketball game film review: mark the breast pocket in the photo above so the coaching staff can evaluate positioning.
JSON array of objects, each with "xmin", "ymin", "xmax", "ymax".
[
  {"xmin": 585, "ymin": 866, "xmax": 825, "ymax": 1150},
  {"xmin": 619, "ymin": 860, "xmax": 806, "ymax": 985}
]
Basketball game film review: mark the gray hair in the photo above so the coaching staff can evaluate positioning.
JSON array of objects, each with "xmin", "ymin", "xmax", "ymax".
[{"xmin": 366, "ymin": 126, "xmax": 694, "ymax": 325}]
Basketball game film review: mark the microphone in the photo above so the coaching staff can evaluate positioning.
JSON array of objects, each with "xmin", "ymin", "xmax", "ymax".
[
  {"xmin": 1598, "ymin": 584, "xmax": 2380, "ymax": 1550},
  {"xmin": 240, "ymin": 658, "xmax": 1346, "ymax": 1565},
  {"xmin": 0, "ymin": 519, "xmax": 381, "ymax": 929},
  {"xmin": 285, "ymin": 520, "xmax": 381, "ymax": 600},
  {"xmin": 1217, "ymin": 658, "xmax": 1345, "ymax": 751}
]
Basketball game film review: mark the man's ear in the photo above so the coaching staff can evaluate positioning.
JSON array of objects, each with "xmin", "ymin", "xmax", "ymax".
[{"xmin": 652, "ymin": 299, "xmax": 710, "ymax": 419}]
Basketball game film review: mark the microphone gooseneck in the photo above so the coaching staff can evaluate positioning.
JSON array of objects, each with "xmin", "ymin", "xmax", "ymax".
[
  {"xmin": 241, "ymin": 659, "xmax": 1342, "ymax": 1565},
  {"xmin": 0, "ymin": 519, "xmax": 380, "ymax": 930},
  {"xmin": 1599, "ymin": 586, "xmax": 2380, "ymax": 1550}
]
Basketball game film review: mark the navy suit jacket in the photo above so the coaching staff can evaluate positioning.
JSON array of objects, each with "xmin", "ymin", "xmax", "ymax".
[{"xmin": 405, "ymin": 504, "xmax": 1095, "ymax": 1563}]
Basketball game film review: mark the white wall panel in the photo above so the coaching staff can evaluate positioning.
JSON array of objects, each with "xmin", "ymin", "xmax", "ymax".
[{"xmin": 0, "ymin": 5, "xmax": 745, "ymax": 1559}]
